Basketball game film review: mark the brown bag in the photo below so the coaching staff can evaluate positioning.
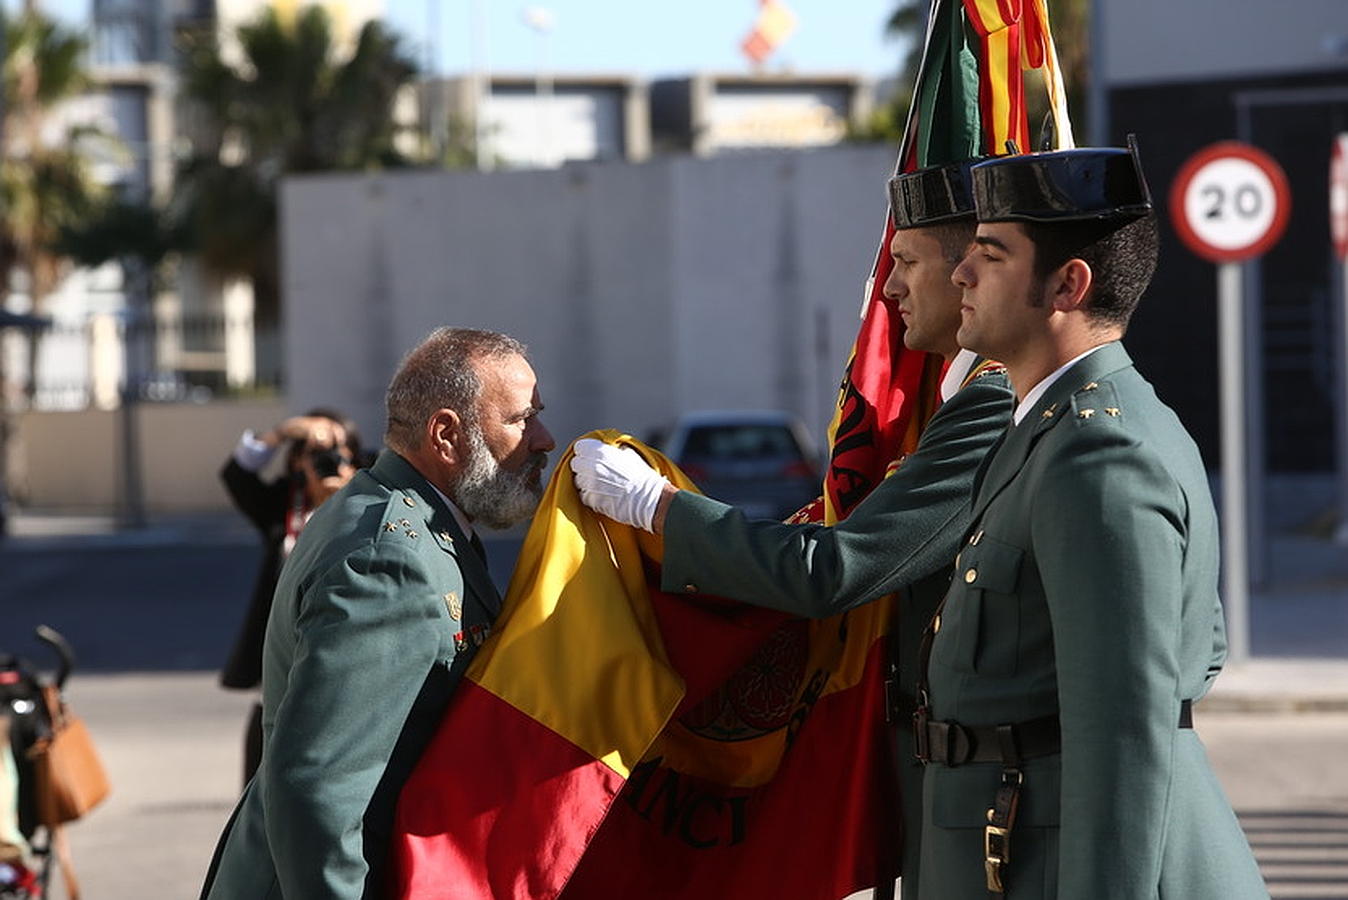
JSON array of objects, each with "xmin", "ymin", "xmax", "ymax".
[{"xmin": 28, "ymin": 685, "xmax": 110, "ymax": 827}]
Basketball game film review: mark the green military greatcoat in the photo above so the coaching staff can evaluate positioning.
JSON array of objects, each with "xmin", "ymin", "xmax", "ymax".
[
  {"xmin": 201, "ymin": 450, "xmax": 501, "ymax": 899},
  {"xmin": 918, "ymin": 342, "xmax": 1267, "ymax": 898},
  {"xmin": 659, "ymin": 360, "xmax": 1014, "ymax": 897}
]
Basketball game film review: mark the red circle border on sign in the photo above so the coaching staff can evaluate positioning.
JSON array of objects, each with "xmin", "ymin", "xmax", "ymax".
[
  {"xmin": 1168, "ymin": 140, "xmax": 1292, "ymax": 264},
  {"xmin": 1331, "ymin": 134, "xmax": 1348, "ymax": 261}
]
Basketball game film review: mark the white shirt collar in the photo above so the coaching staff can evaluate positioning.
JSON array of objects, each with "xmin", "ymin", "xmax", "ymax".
[
  {"xmin": 939, "ymin": 349, "xmax": 980, "ymax": 403},
  {"xmin": 1012, "ymin": 344, "xmax": 1109, "ymax": 425},
  {"xmin": 429, "ymin": 483, "xmax": 475, "ymax": 540}
]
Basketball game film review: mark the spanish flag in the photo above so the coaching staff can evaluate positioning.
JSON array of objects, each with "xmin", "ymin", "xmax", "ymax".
[{"xmin": 391, "ymin": 431, "xmax": 897, "ymax": 899}]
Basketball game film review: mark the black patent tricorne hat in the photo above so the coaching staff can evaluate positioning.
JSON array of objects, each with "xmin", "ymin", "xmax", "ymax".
[
  {"xmin": 970, "ymin": 137, "xmax": 1153, "ymax": 224},
  {"xmin": 886, "ymin": 158, "xmax": 982, "ymax": 229}
]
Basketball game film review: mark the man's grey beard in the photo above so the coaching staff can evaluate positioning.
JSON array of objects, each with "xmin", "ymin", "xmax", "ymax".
[{"xmin": 450, "ymin": 424, "xmax": 547, "ymax": 530}]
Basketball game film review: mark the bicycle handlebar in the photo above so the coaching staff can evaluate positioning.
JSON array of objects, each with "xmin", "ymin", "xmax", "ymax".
[{"xmin": 34, "ymin": 625, "xmax": 74, "ymax": 689}]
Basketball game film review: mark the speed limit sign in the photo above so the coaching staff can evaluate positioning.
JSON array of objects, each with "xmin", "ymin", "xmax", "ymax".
[{"xmin": 1169, "ymin": 141, "xmax": 1291, "ymax": 263}]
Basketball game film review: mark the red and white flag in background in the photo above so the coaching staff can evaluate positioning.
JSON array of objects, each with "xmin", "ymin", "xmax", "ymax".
[{"xmin": 740, "ymin": 0, "xmax": 797, "ymax": 66}]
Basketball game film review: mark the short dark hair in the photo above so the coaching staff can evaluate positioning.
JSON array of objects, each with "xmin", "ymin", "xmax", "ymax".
[
  {"xmin": 1023, "ymin": 213, "xmax": 1158, "ymax": 329},
  {"xmin": 920, "ymin": 219, "xmax": 977, "ymax": 264},
  {"xmin": 384, "ymin": 328, "xmax": 528, "ymax": 453}
]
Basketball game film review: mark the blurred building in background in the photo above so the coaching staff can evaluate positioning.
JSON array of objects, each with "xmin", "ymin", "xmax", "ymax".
[
  {"xmin": 651, "ymin": 72, "xmax": 871, "ymax": 156},
  {"xmin": 419, "ymin": 73, "xmax": 652, "ymax": 169}
]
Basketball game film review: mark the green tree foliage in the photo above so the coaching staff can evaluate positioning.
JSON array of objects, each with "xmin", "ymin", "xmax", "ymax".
[
  {"xmin": 853, "ymin": 0, "xmax": 1089, "ymax": 146},
  {"xmin": 0, "ymin": 8, "xmax": 102, "ymax": 309},
  {"xmin": 170, "ymin": 5, "xmax": 419, "ymax": 337},
  {"xmin": 0, "ymin": 8, "xmax": 106, "ymax": 403}
]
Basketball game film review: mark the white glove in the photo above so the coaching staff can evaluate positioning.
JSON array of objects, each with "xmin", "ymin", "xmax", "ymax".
[{"xmin": 569, "ymin": 438, "xmax": 670, "ymax": 532}]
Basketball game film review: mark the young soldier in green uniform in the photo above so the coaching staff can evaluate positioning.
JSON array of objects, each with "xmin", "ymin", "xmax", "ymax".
[
  {"xmin": 570, "ymin": 160, "xmax": 1015, "ymax": 898},
  {"xmin": 201, "ymin": 328, "xmax": 555, "ymax": 899},
  {"xmin": 908, "ymin": 145, "xmax": 1267, "ymax": 898}
]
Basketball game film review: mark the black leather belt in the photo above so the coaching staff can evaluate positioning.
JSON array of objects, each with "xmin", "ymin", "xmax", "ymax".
[
  {"xmin": 917, "ymin": 700, "xmax": 1195, "ymax": 767},
  {"xmin": 919, "ymin": 714, "xmax": 1060, "ymax": 767}
]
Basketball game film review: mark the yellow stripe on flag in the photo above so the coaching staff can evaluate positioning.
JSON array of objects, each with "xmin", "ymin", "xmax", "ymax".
[
  {"xmin": 964, "ymin": 0, "xmax": 1017, "ymax": 34},
  {"xmin": 985, "ymin": 27, "xmax": 1014, "ymax": 151},
  {"xmin": 466, "ymin": 431, "xmax": 691, "ymax": 779}
]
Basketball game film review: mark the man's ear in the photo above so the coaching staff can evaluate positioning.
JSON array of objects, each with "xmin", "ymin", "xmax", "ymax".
[
  {"xmin": 426, "ymin": 409, "xmax": 463, "ymax": 465},
  {"xmin": 1048, "ymin": 258, "xmax": 1093, "ymax": 313}
]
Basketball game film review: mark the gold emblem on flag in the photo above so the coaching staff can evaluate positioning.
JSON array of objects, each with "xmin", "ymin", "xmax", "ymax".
[{"xmin": 445, "ymin": 591, "xmax": 462, "ymax": 620}]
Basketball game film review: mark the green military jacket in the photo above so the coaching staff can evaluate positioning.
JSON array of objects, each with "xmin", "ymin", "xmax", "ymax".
[
  {"xmin": 919, "ymin": 342, "xmax": 1267, "ymax": 899},
  {"xmin": 660, "ymin": 360, "xmax": 1013, "ymax": 898},
  {"xmin": 201, "ymin": 450, "xmax": 501, "ymax": 899}
]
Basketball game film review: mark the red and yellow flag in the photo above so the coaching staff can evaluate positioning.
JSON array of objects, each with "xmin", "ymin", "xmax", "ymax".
[{"xmin": 391, "ymin": 432, "xmax": 896, "ymax": 899}]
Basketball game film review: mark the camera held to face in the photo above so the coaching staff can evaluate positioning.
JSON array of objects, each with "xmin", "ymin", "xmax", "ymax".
[{"xmin": 308, "ymin": 446, "xmax": 348, "ymax": 480}]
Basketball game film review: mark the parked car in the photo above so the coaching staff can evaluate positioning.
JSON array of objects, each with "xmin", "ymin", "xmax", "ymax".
[{"xmin": 647, "ymin": 410, "xmax": 821, "ymax": 521}]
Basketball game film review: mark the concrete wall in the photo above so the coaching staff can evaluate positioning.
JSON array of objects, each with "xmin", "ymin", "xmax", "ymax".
[
  {"xmin": 280, "ymin": 145, "xmax": 896, "ymax": 455},
  {"xmin": 10, "ymin": 399, "xmax": 286, "ymax": 512}
]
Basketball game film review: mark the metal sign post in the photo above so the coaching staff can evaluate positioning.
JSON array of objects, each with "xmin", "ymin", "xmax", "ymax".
[{"xmin": 1170, "ymin": 141, "xmax": 1291, "ymax": 664}]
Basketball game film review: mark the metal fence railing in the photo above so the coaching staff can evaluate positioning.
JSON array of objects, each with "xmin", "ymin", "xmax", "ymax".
[{"xmin": 0, "ymin": 314, "xmax": 281, "ymax": 411}]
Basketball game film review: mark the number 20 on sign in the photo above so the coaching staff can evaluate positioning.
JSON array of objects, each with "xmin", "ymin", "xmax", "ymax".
[{"xmin": 1170, "ymin": 141, "xmax": 1291, "ymax": 264}]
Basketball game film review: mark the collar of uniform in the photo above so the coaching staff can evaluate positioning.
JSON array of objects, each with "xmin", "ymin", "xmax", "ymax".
[
  {"xmin": 940, "ymin": 349, "xmax": 980, "ymax": 403},
  {"xmin": 1016, "ymin": 341, "xmax": 1134, "ymax": 428},
  {"xmin": 428, "ymin": 482, "xmax": 474, "ymax": 541},
  {"xmin": 968, "ymin": 342, "xmax": 1134, "ymax": 522},
  {"xmin": 1013, "ymin": 343, "xmax": 1108, "ymax": 425},
  {"xmin": 370, "ymin": 449, "xmax": 460, "ymax": 532}
]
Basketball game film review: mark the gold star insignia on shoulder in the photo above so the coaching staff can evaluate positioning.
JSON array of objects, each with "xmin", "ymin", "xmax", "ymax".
[
  {"xmin": 1081, "ymin": 381, "xmax": 1100, "ymax": 392},
  {"xmin": 1078, "ymin": 408, "xmax": 1095, "ymax": 419},
  {"xmin": 1105, "ymin": 407, "xmax": 1121, "ymax": 417},
  {"xmin": 398, "ymin": 518, "xmax": 411, "ymax": 527},
  {"xmin": 384, "ymin": 522, "xmax": 398, "ymax": 532},
  {"xmin": 405, "ymin": 530, "xmax": 419, "ymax": 539}
]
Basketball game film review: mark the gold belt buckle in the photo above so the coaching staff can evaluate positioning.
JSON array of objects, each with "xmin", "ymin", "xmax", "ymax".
[{"xmin": 984, "ymin": 815, "xmax": 1010, "ymax": 893}]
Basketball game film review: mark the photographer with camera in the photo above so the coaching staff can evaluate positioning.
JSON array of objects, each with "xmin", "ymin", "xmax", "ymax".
[{"xmin": 219, "ymin": 408, "xmax": 363, "ymax": 786}]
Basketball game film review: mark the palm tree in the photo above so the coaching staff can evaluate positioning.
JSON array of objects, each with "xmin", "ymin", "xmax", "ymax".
[
  {"xmin": 171, "ymin": 6, "xmax": 419, "ymax": 374},
  {"xmin": 0, "ymin": 8, "xmax": 105, "ymax": 403}
]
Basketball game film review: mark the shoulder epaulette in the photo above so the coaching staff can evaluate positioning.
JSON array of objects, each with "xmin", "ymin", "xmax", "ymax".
[
  {"xmin": 375, "ymin": 491, "xmax": 427, "ymax": 543},
  {"xmin": 1069, "ymin": 379, "xmax": 1123, "ymax": 425},
  {"xmin": 962, "ymin": 358, "xmax": 1007, "ymax": 389}
]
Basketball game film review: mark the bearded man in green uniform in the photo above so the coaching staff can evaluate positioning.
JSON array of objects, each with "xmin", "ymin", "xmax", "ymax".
[
  {"xmin": 201, "ymin": 327, "xmax": 555, "ymax": 899},
  {"xmin": 570, "ymin": 160, "xmax": 1015, "ymax": 898},
  {"xmin": 905, "ymin": 144, "xmax": 1267, "ymax": 898}
]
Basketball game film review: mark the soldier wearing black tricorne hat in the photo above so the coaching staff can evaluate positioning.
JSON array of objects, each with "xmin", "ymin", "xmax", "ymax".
[{"xmin": 911, "ymin": 140, "xmax": 1268, "ymax": 898}]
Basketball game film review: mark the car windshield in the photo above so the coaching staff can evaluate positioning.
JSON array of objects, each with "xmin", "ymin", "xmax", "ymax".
[{"xmin": 681, "ymin": 424, "xmax": 802, "ymax": 461}]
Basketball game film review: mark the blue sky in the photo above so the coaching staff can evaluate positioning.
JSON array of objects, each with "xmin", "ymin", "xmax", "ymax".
[
  {"xmin": 39, "ymin": 0, "xmax": 911, "ymax": 81},
  {"xmin": 394, "ymin": 1, "xmax": 909, "ymax": 79}
]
